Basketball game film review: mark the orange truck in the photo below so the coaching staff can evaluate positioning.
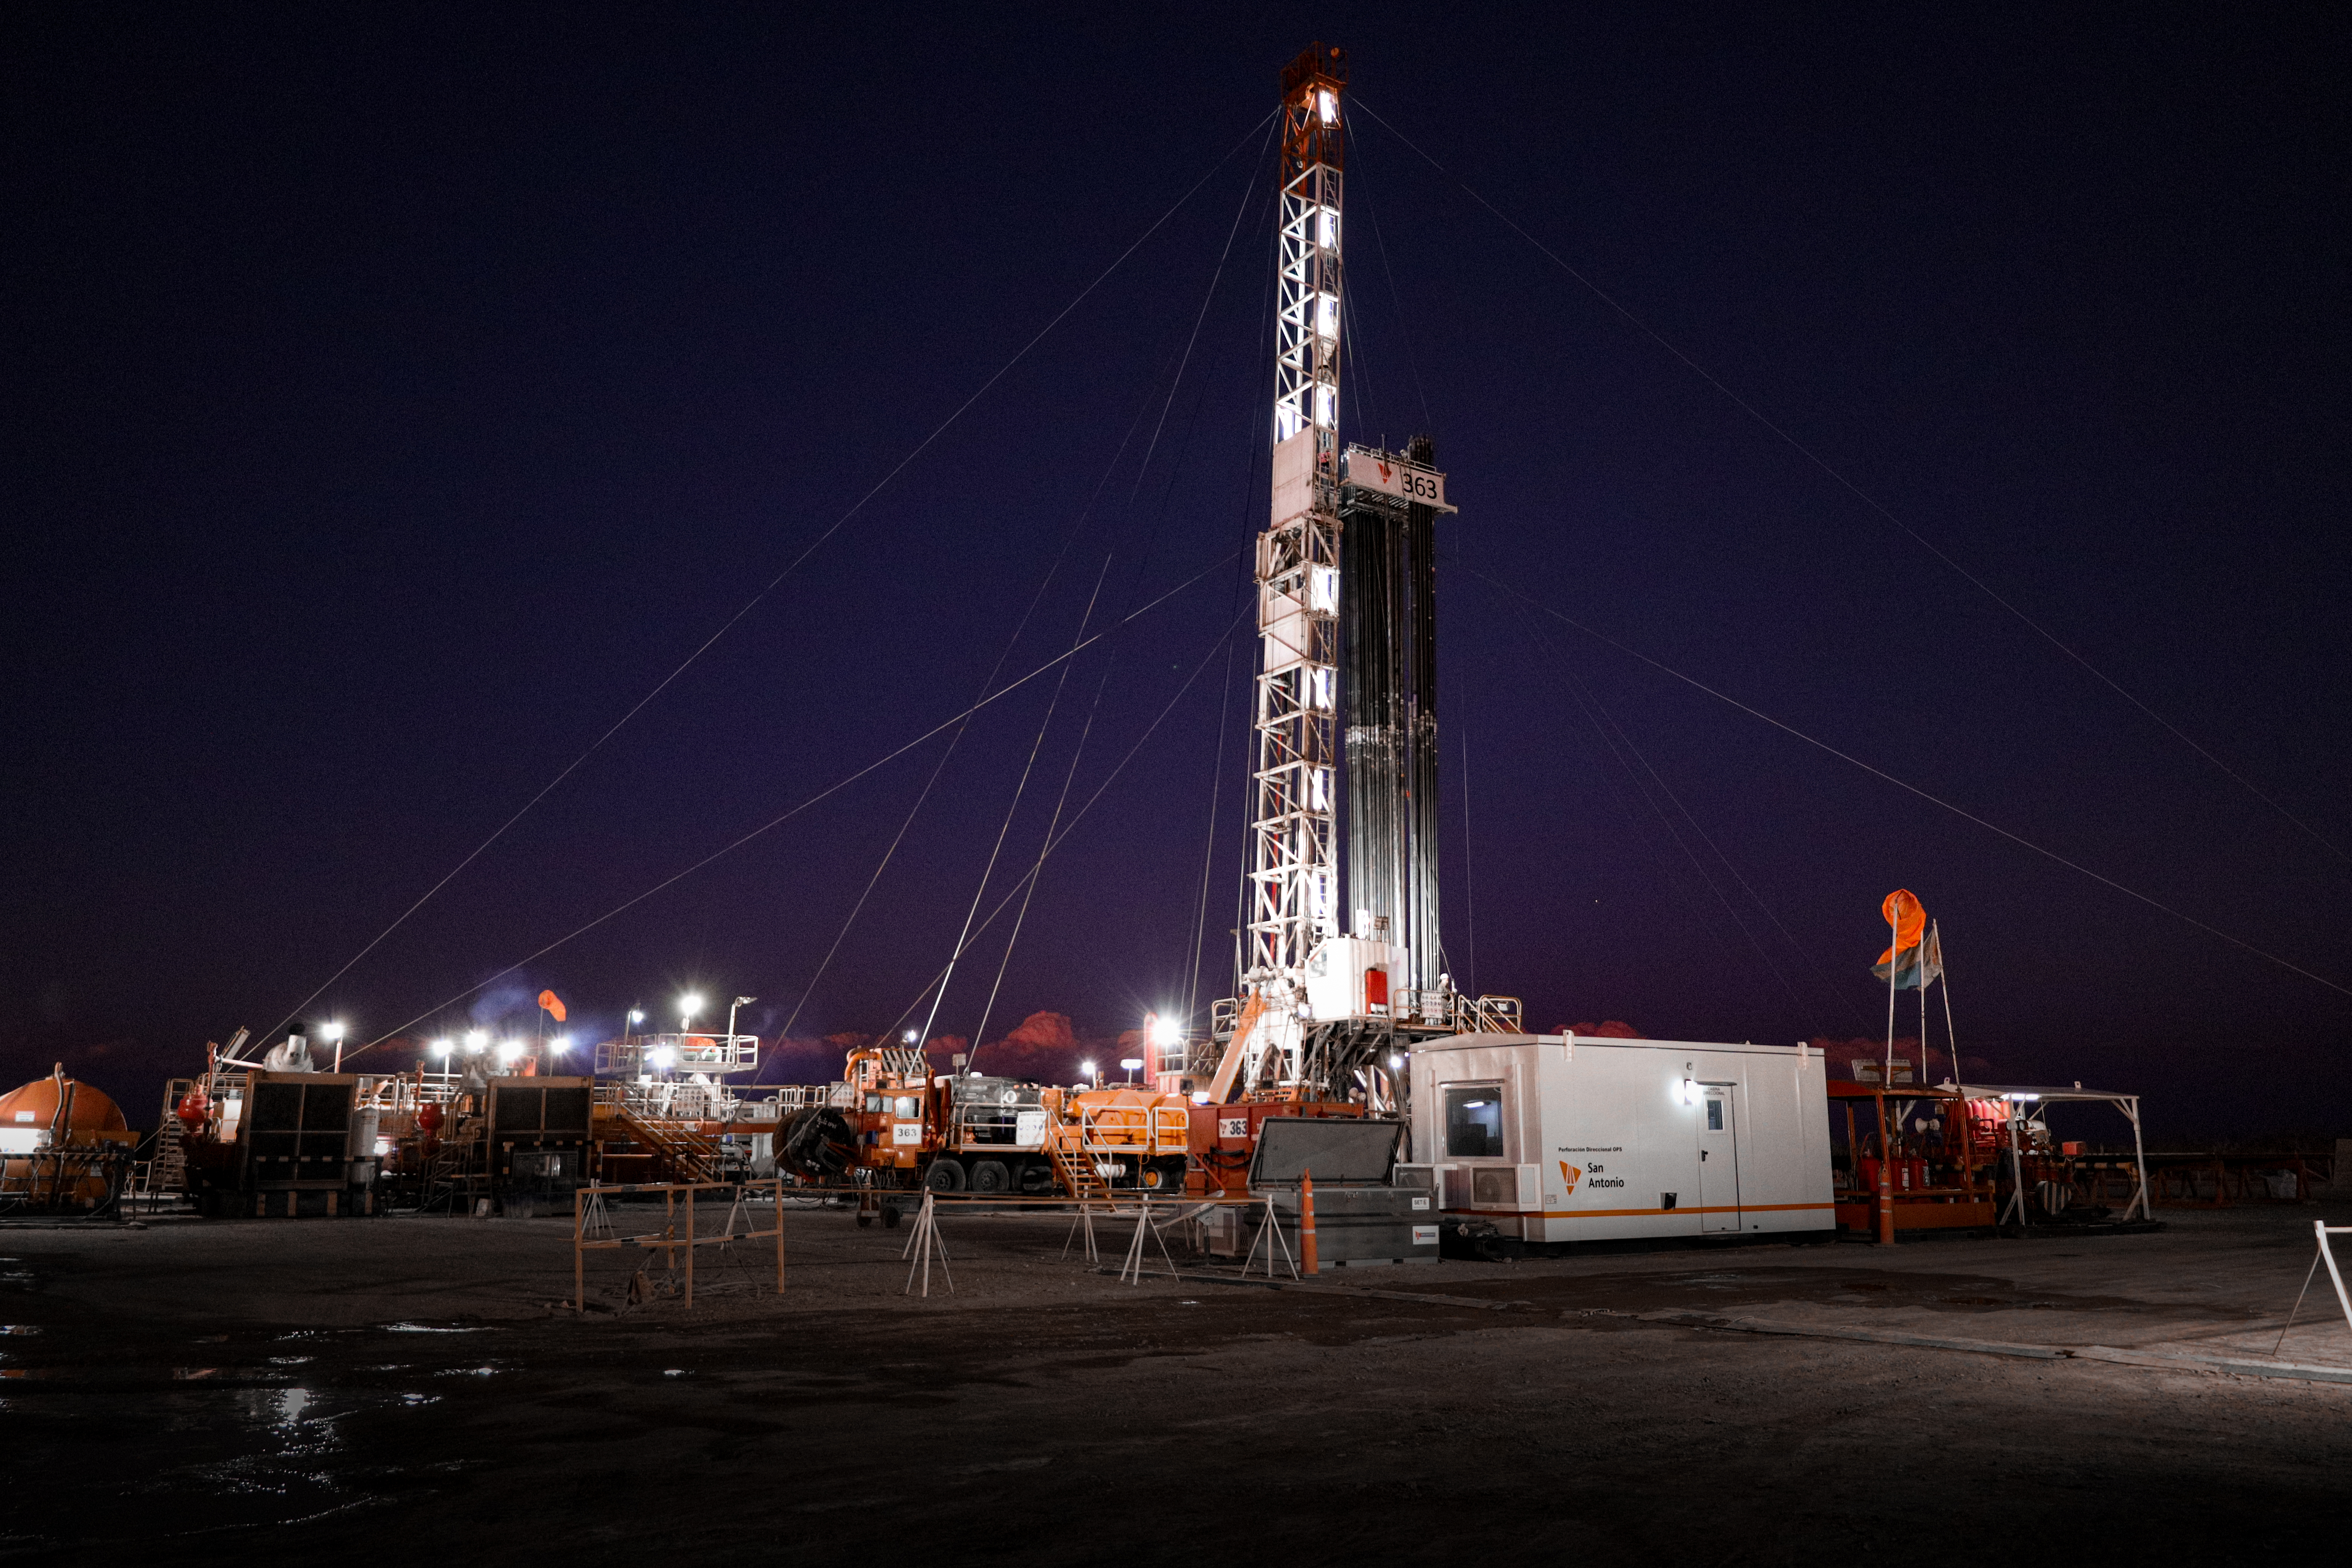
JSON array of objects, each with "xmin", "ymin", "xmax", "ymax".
[{"xmin": 775, "ymin": 1046, "xmax": 1189, "ymax": 1200}]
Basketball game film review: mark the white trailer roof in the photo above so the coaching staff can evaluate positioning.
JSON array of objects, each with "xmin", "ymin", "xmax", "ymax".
[{"xmin": 1412, "ymin": 1031, "xmax": 1813, "ymax": 1056}]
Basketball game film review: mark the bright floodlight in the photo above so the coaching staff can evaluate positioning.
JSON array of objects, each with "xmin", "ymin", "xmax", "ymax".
[
  {"xmin": 1388, "ymin": 1053, "xmax": 1404, "ymax": 1070},
  {"xmin": 1119, "ymin": 1058, "xmax": 1143, "ymax": 1072},
  {"xmin": 651, "ymin": 1046, "xmax": 676, "ymax": 1070},
  {"xmin": 902, "ymin": 1029, "xmax": 919, "ymax": 1045},
  {"xmin": 430, "ymin": 1038, "xmax": 453, "ymax": 1058},
  {"xmin": 496, "ymin": 1041, "xmax": 523, "ymax": 1061},
  {"xmin": 465, "ymin": 1030, "xmax": 487, "ymax": 1050},
  {"xmin": 549, "ymin": 1034, "xmax": 570, "ymax": 1053},
  {"xmin": 679, "ymin": 993, "xmax": 704, "ymax": 1017},
  {"xmin": 1147, "ymin": 1015, "xmax": 1180, "ymax": 1048},
  {"xmin": 322, "ymin": 1021, "xmax": 346, "ymax": 1043},
  {"xmin": 629, "ymin": 1009, "xmax": 645, "ymax": 1024},
  {"xmin": 1080, "ymin": 1060, "xmax": 1096, "ymax": 1079}
]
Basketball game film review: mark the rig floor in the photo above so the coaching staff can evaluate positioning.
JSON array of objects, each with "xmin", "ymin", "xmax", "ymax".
[{"xmin": 2, "ymin": 1200, "xmax": 2347, "ymax": 1563}]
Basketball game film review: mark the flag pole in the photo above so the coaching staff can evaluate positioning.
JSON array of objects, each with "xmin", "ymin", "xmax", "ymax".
[
  {"xmin": 1920, "ymin": 928, "xmax": 1931, "ymax": 1084},
  {"xmin": 1885, "ymin": 904, "xmax": 1899, "ymax": 1087},
  {"xmin": 1937, "ymin": 921, "xmax": 1958, "ymax": 1080}
]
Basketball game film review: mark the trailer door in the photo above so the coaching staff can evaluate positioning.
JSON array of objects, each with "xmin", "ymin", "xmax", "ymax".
[{"xmin": 1697, "ymin": 1086, "xmax": 1740, "ymax": 1231}]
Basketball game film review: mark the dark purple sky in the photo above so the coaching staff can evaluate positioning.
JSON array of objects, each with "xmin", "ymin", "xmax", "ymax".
[{"xmin": 6, "ymin": 6, "xmax": 2347, "ymax": 1138}]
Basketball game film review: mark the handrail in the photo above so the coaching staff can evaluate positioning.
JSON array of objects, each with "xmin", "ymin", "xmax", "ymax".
[
  {"xmin": 1059, "ymin": 1102, "xmax": 1188, "ymax": 1155},
  {"xmin": 605, "ymin": 1103, "xmax": 724, "ymax": 1184},
  {"xmin": 593, "ymin": 1032, "xmax": 761, "ymax": 1078},
  {"xmin": 590, "ymin": 1080, "xmax": 833, "ymax": 1122},
  {"xmin": 572, "ymin": 1178, "xmax": 785, "ymax": 1310}
]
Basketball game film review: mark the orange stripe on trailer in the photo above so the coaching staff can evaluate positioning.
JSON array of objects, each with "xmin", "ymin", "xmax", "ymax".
[{"xmin": 1446, "ymin": 1201, "xmax": 1837, "ymax": 1220}]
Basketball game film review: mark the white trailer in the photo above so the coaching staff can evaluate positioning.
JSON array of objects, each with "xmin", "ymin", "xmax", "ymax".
[{"xmin": 1404, "ymin": 1032, "xmax": 1833, "ymax": 1246}]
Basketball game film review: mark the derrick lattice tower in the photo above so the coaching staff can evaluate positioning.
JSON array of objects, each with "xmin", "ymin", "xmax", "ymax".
[
  {"xmin": 1244, "ymin": 42, "xmax": 1349, "ymax": 1004},
  {"xmin": 1197, "ymin": 42, "xmax": 1488, "ymax": 1107}
]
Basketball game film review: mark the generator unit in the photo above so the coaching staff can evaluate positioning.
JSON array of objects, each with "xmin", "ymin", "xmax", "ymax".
[
  {"xmin": 485, "ymin": 1075, "xmax": 594, "ymax": 1210},
  {"xmin": 186, "ymin": 1069, "xmax": 378, "ymax": 1217}
]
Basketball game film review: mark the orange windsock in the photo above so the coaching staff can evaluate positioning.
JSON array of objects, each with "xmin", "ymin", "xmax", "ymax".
[
  {"xmin": 538, "ymin": 989, "xmax": 567, "ymax": 1023},
  {"xmin": 1876, "ymin": 888, "xmax": 1925, "ymax": 961}
]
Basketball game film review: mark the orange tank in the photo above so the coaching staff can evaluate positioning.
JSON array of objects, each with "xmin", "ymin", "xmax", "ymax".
[
  {"xmin": 0, "ymin": 1064, "xmax": 135, "ymax": 1207},
  {"xmin": 0, "ymin": 1065, "xmax": 131, "ymax": 1139}
]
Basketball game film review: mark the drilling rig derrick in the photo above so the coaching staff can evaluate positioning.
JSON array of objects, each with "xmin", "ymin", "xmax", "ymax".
[{"xmin": 1197, "ymin": 46, "xmax": 1504, "ymax": 1109}]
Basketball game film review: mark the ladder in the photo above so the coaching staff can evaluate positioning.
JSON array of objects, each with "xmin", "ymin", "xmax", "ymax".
[
  {"xmin": 136, "ymin": 1080, "xmax": 193, "ymax": 1209},
  {"xmin": 144, "ymin": 1127, "xmax": 187, "ymax": 1204},
  {"xmin": 422, "ymin": 1124, "xmax": 489, "ymax": 1213}
]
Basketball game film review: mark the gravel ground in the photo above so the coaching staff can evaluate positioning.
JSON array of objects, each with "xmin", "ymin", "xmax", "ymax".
[{"xmin": 2, "ymin": 1199, "xmax": 2348, "ymax": 1563}]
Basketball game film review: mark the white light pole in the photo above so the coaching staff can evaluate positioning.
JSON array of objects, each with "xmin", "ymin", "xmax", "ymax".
[
  {"xmin": 678, "ymin": 994, "xmax": 703, "ymax": 1070},
  {"xmin": 323, "ymin": 1020, "xmax": 347, "ymax": 1072},
  {"xmin": 728, "ymin": 995, "xmax": 755, "ymax": 1043}
]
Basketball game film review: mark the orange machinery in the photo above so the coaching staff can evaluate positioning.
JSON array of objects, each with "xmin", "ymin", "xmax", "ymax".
[
  {"xmin": 1827, "ymin": 1078, "xmax": 2000, "ymax": 1234},
  {"xmin": 0, "ymin": 1066, "xmax": 138, "ymax": 1210},
  {"xmin": 776, "ymin": 1046, "xmax": 1191, "ymax": 1202}
]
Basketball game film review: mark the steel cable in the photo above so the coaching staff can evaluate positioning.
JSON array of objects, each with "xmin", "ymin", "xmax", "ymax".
[
  {"xmin": 1349, "ymin": 93, "xmax": 2348, "ymax": 868},
  {"xmin": 263, "ymin": 107, "xmax": 1281, "ymax": 1050}
]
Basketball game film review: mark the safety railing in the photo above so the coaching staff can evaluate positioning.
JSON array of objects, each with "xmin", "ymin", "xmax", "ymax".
[
  {"xmin": 951, "ymin": 1102, "xmax": 1047, "ymax": 1149},
  {"xmin": 1396, "ymin": 991, "xmax": 1523, "ymax": 1033},
  {"xmin": 591, "ymin": 1081, "xmax": 835, "ymax": 1122},
  {"xmin": 572, "ymin": 1178, "xmax": 786, "ymax": 1310},
  {"xmin": 352, "ymin": 1071, "xmax": 464, "ymax": 1111},
  {"xmin": 1061, "ymin": 1103, "xmax": 1188, "ymax": 1155},
  {"xmin": 1206, "ymin": 990, "xmax": 1524, "ymax": 1042},
  {"xmin": 593, "ymin": 1032, "xmax": 760, "ymax": 1078}
]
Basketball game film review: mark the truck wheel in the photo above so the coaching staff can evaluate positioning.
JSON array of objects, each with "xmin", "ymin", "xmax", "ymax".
[
  {"xmin": 968, "ymin": 1159, "xmax": 1011, "ymax": 1194},
  {"xmin": 924, "ymin": 1159, "xmax": 966, "ymax": 1193}
]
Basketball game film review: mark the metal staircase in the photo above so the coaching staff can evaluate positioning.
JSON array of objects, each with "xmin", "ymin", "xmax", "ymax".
[
  {"xmin": 606, "ymin": 1105, "xmax": 723, "ymax": 1184},
  {"xmin": 421, "ymin": 1121, "xmax": 488, "ymax": 1213},
  {"xmin": 1047, "ymin": 1128, "xmax": 1109, "ymax": 1204},
  {"xmin": 129, "ymin": 1081, "xmax": 193, "ymax": 1209},
  {"xmin": 141, "ymin": 1127, "xmax": 187, "ymax": 1205}
]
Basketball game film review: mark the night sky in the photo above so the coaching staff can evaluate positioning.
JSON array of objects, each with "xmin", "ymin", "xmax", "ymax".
[{"xmin": 7, "ymin": 6, "xmax": 2347, "ymax": 1138}]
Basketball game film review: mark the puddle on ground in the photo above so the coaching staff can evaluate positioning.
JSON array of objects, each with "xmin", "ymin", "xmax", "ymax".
[
  {"xmin": 8, "ymin": 1376, "xmax": 457, "ymax": 1540},
  {"xmin": 378, "ymin": 1322, "xmax": 494, "ymax": 1335}
]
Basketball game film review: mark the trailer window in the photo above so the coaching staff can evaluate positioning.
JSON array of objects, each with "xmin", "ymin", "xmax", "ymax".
[
  {"xmin": 1444, "ymin": 1085, "xmax": 1504, "ymax": 1158},
  {"xmin": 893, "ymin": 1096, "xmax": 919, "ymax": 1119}
]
